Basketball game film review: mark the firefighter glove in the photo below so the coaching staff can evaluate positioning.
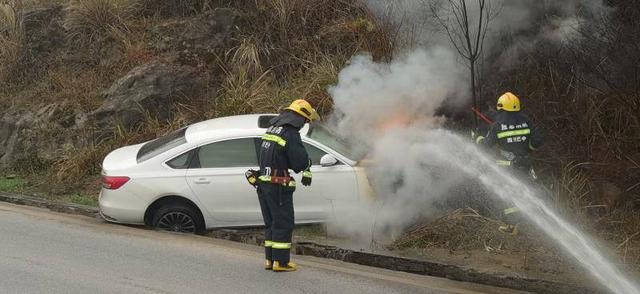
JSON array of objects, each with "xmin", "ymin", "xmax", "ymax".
[
  {"xmin": 301, "ymin": 169, "xmax": 312, "ymax": 186},
  {"xmin": 245, "ymin": 169, "xmax": 259, "ymax": 187},
  {"xmin": 472, "ymin": 129, "xmax": 485, "ymax": 144}
]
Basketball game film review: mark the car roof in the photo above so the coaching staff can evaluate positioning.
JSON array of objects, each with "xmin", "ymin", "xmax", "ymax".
[
  {"xmin": 171, "ymin": 114, "xmax": 354, "ymax": 165},
  {"xmin": 185, "ymin": 113, "xmax": 312, "ymax": 145},
  {"xmin": 185, "ymin": 114, "xmax": 268, "ymax": 143}
]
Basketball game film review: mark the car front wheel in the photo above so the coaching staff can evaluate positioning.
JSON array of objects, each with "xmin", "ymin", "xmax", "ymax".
[{"xmin": 152, "ymin": 203, "xmax": 205, "ymax": 235}]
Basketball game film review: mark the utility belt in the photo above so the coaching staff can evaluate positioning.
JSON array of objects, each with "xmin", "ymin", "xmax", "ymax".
[
  {"xmin": 497, "ymin": 151, "xmax": 529, "ymax": 167},
  {"xmin": 258, "ymin": 169, "xmax": 296, "ymax": 187},
  {"xmin": 496, "ymin": 150, "xmax": 537, "ymax": 180}
]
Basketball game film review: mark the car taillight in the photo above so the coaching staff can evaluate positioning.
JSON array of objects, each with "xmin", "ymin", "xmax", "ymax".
[{"xmin": 102, "ymin": 176, "xmax": 130, "ymax": 190}]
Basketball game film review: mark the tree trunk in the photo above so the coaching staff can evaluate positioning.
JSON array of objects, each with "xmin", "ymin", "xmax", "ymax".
[{"xmin": 470, "ymin": 60, "xmax": 478, "ymax": 128}]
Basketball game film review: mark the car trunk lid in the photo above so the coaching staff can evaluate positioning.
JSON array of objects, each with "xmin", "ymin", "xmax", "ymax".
[{"xmin": 102, "ymin": 143, "xmax": 144, "ymax": 174}]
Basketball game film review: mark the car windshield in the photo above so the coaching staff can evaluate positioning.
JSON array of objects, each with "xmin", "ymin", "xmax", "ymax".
[
  {"xmin": 137, "ymin": 127, "xmax": 187, "ymax": 163},
  {"xmin": 307, "ymin": 124, "xmax": 360, "ymax": 161}
]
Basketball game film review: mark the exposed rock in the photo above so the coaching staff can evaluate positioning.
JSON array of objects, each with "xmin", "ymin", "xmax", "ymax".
[
  {"xmin": 0, "ymin": 116, "xmax": 19, "ymax": 167},
  {"xmin": 23, "ymin": 5, "xmax": 65, "ymax": 56},
  {"xmin": 90, "ymin": 63, "xmax": 199, "ymax": 132},
  {"xmin": 0, "ymin": 102, "xmax": 86, "ymax": 167},
  {"xmin": 1, "ymin": 62, "xmax": 200, "ymax": 167},
  {"xmin": 1, "ymin": 5, "xmax": 65, "ymax": 82},
  {"xmin": 149, "ymin": 8, "xmax": 239, "ymax": 64}
]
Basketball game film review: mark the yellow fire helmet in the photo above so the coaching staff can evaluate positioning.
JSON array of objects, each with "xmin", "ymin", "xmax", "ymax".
[
  {"xmin": 285, "ymin": 99, "xmax": 320, "ymax": 122},
  {"xmin": 497, "ymin": 92, "xmax": 521, "ymax": 112}
]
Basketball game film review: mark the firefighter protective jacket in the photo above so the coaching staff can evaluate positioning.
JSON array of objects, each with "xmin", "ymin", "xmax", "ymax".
[
  {"xmin": 258, "ymin": 111, "xmax": 311, "ymax": 184},
  {"xmin": 483, "ymin": 111, "xmax": 543, "ymax": 157}
]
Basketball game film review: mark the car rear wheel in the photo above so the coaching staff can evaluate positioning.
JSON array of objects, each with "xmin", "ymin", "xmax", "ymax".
[{"xmin": 152, "ymin": 204, "xmax": 205, "ymax": 235}]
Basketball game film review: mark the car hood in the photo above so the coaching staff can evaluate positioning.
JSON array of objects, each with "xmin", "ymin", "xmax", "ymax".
[{"xmin": 102, "ymin": 143, "xmax": 144, "ymax": 174}]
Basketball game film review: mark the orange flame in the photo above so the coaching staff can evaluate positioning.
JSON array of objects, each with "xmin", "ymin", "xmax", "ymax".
[{"xmin": 377, "ymin": 113, "xmax": 412, "ymax": 134}]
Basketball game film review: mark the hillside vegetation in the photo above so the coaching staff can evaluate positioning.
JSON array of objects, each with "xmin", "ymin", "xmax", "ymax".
[
  {"xmin": 0, "ymin": 0, "xmax": 391, "ymax": 188},
  {"xmin": 0, "ymin": 0, "xmax": 638, "ymax": 271}
]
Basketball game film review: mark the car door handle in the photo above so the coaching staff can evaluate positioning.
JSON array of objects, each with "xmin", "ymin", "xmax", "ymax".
[{"xmin": 194, "ymin": 178, "xmax": 211, "ymax": 184}]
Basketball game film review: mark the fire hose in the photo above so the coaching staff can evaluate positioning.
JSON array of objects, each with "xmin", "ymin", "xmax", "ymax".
[{"xmin": 471, "ymin": 107, "xmax": 494, "ymax": 125}]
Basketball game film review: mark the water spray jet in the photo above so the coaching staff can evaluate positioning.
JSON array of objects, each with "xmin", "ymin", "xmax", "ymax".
[{"xmin": 353, "ymin": 129, "xmax": 640, "ymax": 294}]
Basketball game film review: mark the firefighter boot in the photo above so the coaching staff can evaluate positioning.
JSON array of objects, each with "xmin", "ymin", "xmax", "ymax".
[
  {"xmin": 265, "ymin": 260, "xmax": 273, "ymax": 270},
  {"xmin": 272, "ymin": 261, "xmax": 297, "ymax": 272},
  {"xmin": 498, "ymin": 224, "xmax": 519, "ymax": 236}
]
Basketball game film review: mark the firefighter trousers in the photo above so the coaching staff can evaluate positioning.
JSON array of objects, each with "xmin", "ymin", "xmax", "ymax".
[
  {"xmin": 502, "ymin": 160, "xmax": 535, "ymax": 225},
  {"xmin": 257, "ymin": 183, "xmax": 295, "ymax": 264}
]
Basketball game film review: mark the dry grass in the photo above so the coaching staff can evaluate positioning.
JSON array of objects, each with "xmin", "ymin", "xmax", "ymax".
[
  {"xmin": 209, "ymin": 0, "xmax": 394, "ymax": 116},
  {"xmin": 228, "ymin": 37, "xmax": 268, "ymax": 77},
  {"xmin": 1, "ymin": 6, "xmax": 151, "ymax": 108},
  {"xmin": 231, "ymin": 0, "xmax": 393, "ymax": 75},
  {"xmin": 609, "ymin": 212, "xmax": 640, "ymax": 267},
  {"xmin": 138, "ymin": 0, "xmax": 209, "ymax": 17},
  {"xmin": 3, "ymin": 0, "xmax": 395, "ymax": 197},
  {"xmin": 544, "ymin": 161, "xmax": 640, "ymax": 270},
  {"xmin": 50, "ymin": 111, "xmax": 189, "ymax": 191},
  {"xmin": 108, "ymin": 20, "xmax": 156, "ymax": 65},
  {"xmin": 211, "ymin": 36, "xmax": 279, "ymax": 116},
  {"xmin": 10, "ymin": 50, "xmax": 134, "ymax": 110},
  {"xmin": 390, "ymin": 208, "xmax": 544, "ymax": 253},
  {"xmin": 52, "ymin": 140, "xmax": 111, "ymax": 184},
  {"xmin": 214, "ymin": 47, "xmax": 345, "ymax": 117},
  {"xmin": 286, "ymin": 55, "xmax": 344, "ymax": 115},
  {"xmin": 555, "ymin": 162, "xmax": 593, "ymax": 212},
  {"xmin": 64, "ymin": 0, "xmax": 138, "ymax": 44},
  {"xmin": 0, "ymin": 0, "xmax": 25, "ymax": 80},
  {"xmin": 47, "ymin": 64, "xmax": 105, "ymax": 110},
  {"xmin": 215, "ymin": 62, "xmax": 273, "ymax": 116},
  {"xmin": 45, "ymin": 0, "xmax": 393, "ymax": 191}
]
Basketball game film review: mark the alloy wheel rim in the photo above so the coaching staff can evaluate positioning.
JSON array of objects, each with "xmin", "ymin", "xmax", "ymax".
[{"xmin": 157, "ymin": 212, "xmax": 196, "ymax": 233}]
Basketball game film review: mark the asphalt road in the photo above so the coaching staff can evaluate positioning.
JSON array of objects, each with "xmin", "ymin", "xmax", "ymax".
[{"xmin": 0, "ymin": 202, "xmax": 529, "ymax": 294}]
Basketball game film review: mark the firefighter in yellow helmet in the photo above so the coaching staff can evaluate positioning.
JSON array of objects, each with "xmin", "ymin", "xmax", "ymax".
[
  {"xmin": 476, "ymin": 92, "xmax": 544, "ymax": 235},
  {"xmin": 256, "ymin": 99, "xmax": 318, "ymax": 272}
]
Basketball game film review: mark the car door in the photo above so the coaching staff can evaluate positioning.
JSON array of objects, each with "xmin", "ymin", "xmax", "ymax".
[
  {"xmin": 292, "ymin": 141, "xmax": 358, "ymax": 222},
  {"xmin": 186, "ymin": 137, "xmax": 262, "ymax": 226}
]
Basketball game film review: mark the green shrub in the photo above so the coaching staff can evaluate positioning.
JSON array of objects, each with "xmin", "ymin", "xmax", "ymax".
[
  {"xmin": 0, "ymin": 177, "xmax": 27, "ymax": 192},
  {"xmin": 67, "ymin": 193, "xmax": 98, "ymax": 206}
]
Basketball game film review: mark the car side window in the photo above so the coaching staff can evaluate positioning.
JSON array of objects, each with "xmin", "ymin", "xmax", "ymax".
[
  {"xmin": 166, "ymin": 150, "xmax": 192, "ymax": 169},
  {"xmin": 304, "ymin": 143, "xmax": 328, "ymax": 165},
  {"xmin": 196, "ymin": 138, "xmax": 258, "ymax": 168}
]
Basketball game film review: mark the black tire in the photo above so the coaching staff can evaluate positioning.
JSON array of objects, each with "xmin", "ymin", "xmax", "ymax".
[{"xmin": 151, "ymin": 203, "xmax": 206, "ymax": 235}]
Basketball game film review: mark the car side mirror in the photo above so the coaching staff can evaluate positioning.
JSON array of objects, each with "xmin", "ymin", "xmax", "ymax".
[{"xmin": 320, "ymin": 154, "xmax": 338, "ymax": 167}]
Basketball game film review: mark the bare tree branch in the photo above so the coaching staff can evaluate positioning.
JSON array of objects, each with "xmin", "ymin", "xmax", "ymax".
[{"xmin": 428, "ymin": 0, "xmax": 495, "ymax": 128}]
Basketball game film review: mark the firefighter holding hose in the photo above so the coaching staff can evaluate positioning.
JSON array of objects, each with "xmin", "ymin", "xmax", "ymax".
[
  {"xmin": 247, "ymin": 99, "xmax": 318, "ymax": 272},
  {"xmin": 475, "ymin": 92, "xmax": 544, "ymax": 235}
]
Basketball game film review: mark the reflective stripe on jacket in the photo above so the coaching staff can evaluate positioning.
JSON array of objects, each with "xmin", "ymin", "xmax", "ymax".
[
  {"xmin": 258, "ymin": 112, "xmax": 311, "ymax": 186},
  {"xmin": 483, "ymin": 111, "xmax": 544, "ymax": 158}
]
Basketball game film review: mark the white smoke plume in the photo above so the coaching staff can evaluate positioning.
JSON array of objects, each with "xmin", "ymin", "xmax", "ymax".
[
  {"xmin": 323, "ymin": 1, "xmax": 640, "ymax": 292},
  {"xmin": 328, "ymin": 47, "xmax": 465, "ymax": 152},
  {"xmin": 325, "ymin": 48, "xmax": 468, "ymax": 242},
  {"xmin": 324, "ymin": 0, "xmax": 612, "ymax": 242},
  {"xmin": 365, "ymin": 0, "xmax": 611, "ymax": 53},
  {"xmin": 328, "ymin": 128, "xmax": 470, "ymax": 243}
]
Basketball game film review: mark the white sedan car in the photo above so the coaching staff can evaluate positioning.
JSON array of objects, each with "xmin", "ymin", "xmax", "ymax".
[{"xmin": 99, "ymin": 114, "xmax": 370, "ymax": 234}]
